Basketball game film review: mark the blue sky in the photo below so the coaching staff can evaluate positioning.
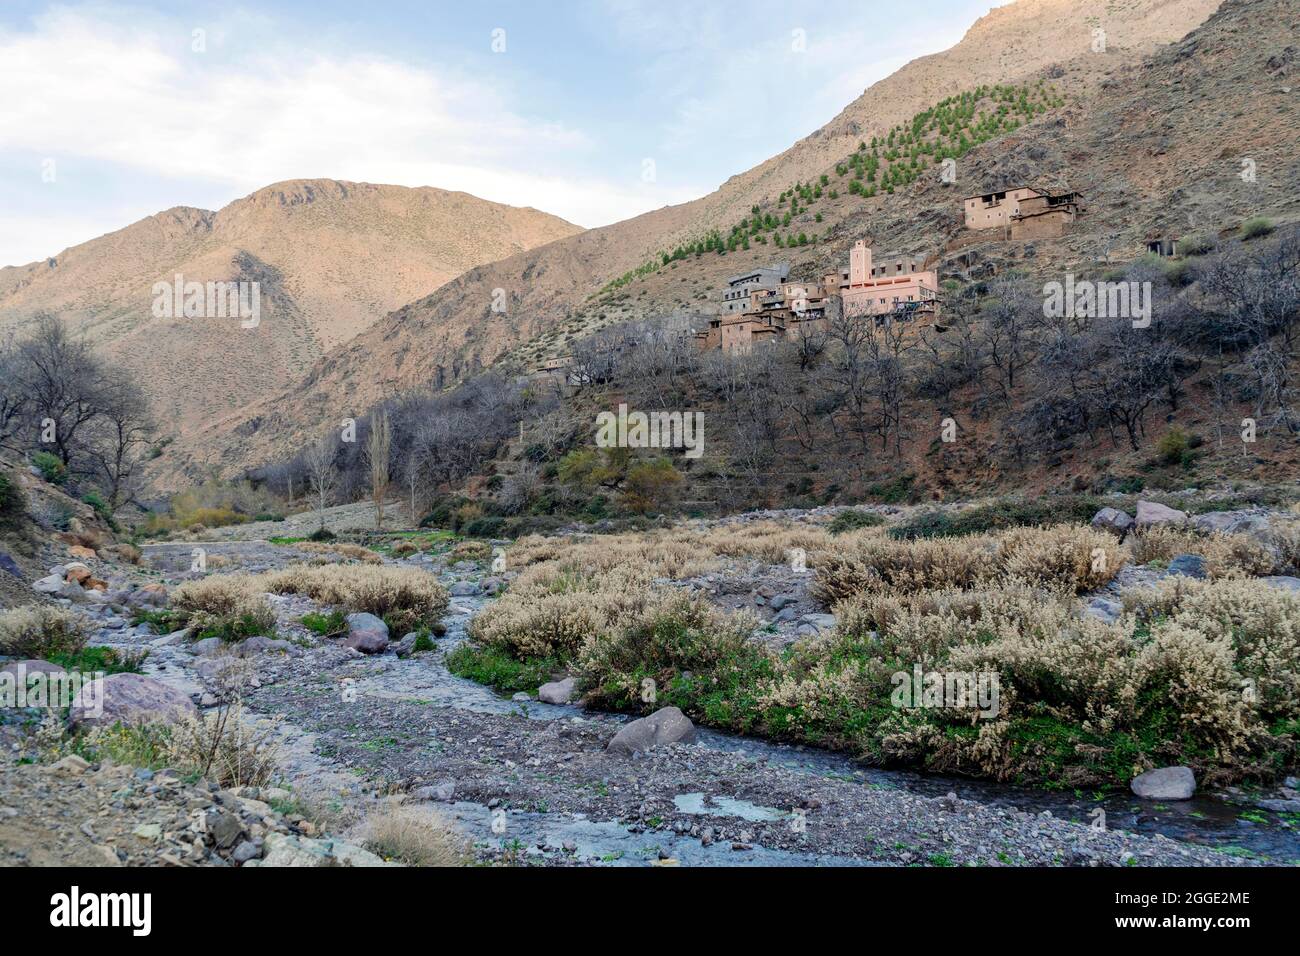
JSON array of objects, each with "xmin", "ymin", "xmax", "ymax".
[{"xmin": 0, "ymin": 0, "xmax": 1003, "ymax": 267}]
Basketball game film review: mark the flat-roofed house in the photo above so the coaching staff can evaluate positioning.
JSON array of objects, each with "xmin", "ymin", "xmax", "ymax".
[
  {"xmin": 719, "ymin": 264, "xmax": 790, "ymax": 315},
  {"xmin": 963, "ymin": 186, "xmax": 1083, "ymax": 238},
  {"xmin": 839, "ymin": 241, "xmax": 939, "ymax": 321}
]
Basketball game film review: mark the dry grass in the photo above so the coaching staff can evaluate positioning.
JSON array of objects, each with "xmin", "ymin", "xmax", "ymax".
[
  {"xmin": 450, "ymin": 539, "xmax": 493, "ymax": 562},
  {"xmin": 1130, "ymin": 527, "xmax": 1278, "ymax": 578},
  {"xmin": 294, "ymin": 541, "xmax": 382, "ymax": 564},
  {"xmin": 0, "ymin": 605, "xmax": 88, "ymax": 659},
  {"xmin": 361, "ymin": 805, "xmax": 469, "ymax": 866},
  {"xmin": 171, "ymin": 574, "xmax": 277, "ymax": 638},
  {"xmin": 259, "ymin": 563, "xmax": 449, "ymax": 632}
]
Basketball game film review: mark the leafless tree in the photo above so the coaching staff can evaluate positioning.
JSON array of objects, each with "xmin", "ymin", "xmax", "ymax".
[
  {"xmin": 304, "ymin": 435, "xmax": 338, "ymax": 533},
  {"xmin": 366, "ymin": 408, "xmax": 392, "ymax": 530}
]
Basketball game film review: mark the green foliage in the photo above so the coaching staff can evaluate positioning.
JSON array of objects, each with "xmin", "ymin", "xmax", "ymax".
[
  {"xmin": 1157, "ymin": 427, "xmax": 1192, "ymax": 466},
  {"xmin": 50, "ymin": 645, "xmax": 148, "ymax": 675},
  {"xmin": 301, "ymin": 610, "xmax": 347, "ymax": 636},
  {"xmin": 0, "ymin": 470, "xmax": 24, "ymax": 530},
  {"xmin": 308, "ymin": 527, "xmax": 337, "ymax": 543},
  {"xmin": 889, "ymin": 496, "xmax": 1102, "ymax": 539},
  {"xmin": 31, "ymin": 451, "xmax": 67, "ymax": 485},
  {"xmin": 1241, "ymin": 216, "xmax": 1275, "ymax": 240},
  {"xmin": 828, "ymin": 510, "xmax": 886, "ymax": 535},
  {"xmin": 445, "ymin": 644, "xmax": 564, "ymax": 696}
]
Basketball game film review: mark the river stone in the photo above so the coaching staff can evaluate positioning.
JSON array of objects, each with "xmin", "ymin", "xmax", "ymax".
[
  {"xmin": 0, "ymin": 659, "xmax": 67, "ymax": 680},
  {"xmin": 1131, "ymin": 766, "xmax": 1196, "ymax": 800},
  {"xmin": 538, "ymin": 677, "xmax": 576, "ymax": 705},
  {"xmin": 0, "ymin": 552, "xmax": 22, "ymax": 579},
  {"xmin": 1091, "ymin": 508, "xmax": 1135, "ymax": 536},
  {"xmin": 769, "ymin": 594, "xmax": 797, "ymax": 611},
  {"xmin": 414, "ymin": 781, "xmax": 456, "ymax": 802},
  {"xmin": 1192, "ymin": 512, "xmax": 1271, "ymax": 538},
  {"xmin": 238, "ymin": 635, "xmax": 295, "ymax": 656},
  {"xmin": 607, "ymin": 707, "xmax": 697, "ymax": 755},
  {"xmin": 191, "ymin": 637, "xmax": 225, "ymax": 657},
  {"xmin": 1166, "ymin": 554, "xmax": 1208, "ymax": 580},
  {"xmin": 345, "ymin": 613, "xmax": 389, "ymax": 654},
  {"xmin": 255, "ymin": 832, "xmax": 388, "ymax": 867},
  {"xmin": 126, "ymin": 584, "xmax": 170, "ymax": 608},
  {"xmin": 1135, "ymin": 501, "xmax": 1187, "ymax": 528},
  {"xmin": 69, "ymin": 673, "xmax": 199, "ymax": 728},
  {"xmin": 32, "ymin": 574, "xmax": 65, "ymax": 595},
  {"xmin": 449, "ymin": 581, "xmax": 479, "ymax": 597},
  {"xmin": 1084, "ymin": 597, "xmax": 1122, "ymax": 624}
]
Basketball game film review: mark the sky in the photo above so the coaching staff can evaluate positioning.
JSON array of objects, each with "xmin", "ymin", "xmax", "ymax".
[{"xmin": 0, "ymin": 0, "xmax": 1004, "ymax": 268}]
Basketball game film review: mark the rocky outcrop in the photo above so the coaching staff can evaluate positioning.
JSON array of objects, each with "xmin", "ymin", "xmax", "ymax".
[
  {"xmin": 1134, "ymin": 501, "xmax": 1188, "ymax": 528},
  {"xmin": 69, "ymin": 673, "xmax": 198, "ymax": 728}
]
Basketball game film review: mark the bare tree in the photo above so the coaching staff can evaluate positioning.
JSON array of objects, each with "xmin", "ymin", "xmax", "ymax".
[
  {"xmin": 82, "ymin": 368, "xmax": 156, "ymax": 510},
  {"xmin": 366, "ymin": 408, "xmax": 393, "ymax": 530},
  {"xmin": 304, "ymin": 435, "xmax": 338, "ymax": 533}
]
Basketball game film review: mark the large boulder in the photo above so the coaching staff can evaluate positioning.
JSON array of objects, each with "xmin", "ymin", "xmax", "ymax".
[
  {"xmin": 69, "ymin": 673, "xmax": 198, "ymax": 728},
  {"xmin": 125, "ymin": 584, "xmax": 169, "ymax": 609},
  {"xmin": 344, "ymin": 613, "xmax": 389, "ymax": 654},
  {"xmin": 254, "ymin": 832, "xmax": 389, "ymax": 868},
  {"xmin": 1166, "ymin": 554, "xmax": 1208, "ymax": 580},
  {"xmin": 1135, "ymin": 501, "xmax": 1188, "ymax": 528},
  {"xmin": 1091, "ymin": 508, "xmax": 1135, "ymax": 536},
  {"xmin": 538, "ymin": 677, "xmax": 576, "ymax": 705},
  {"xmin": 1131, "ymin": 766, "xmax": 1196, "ymax": 801},
  {"xmin": 607, "ymin": 707, "xmax": 697, "ymax": 755},
  {"xmin": 1192, "ymin": 512, "xmax": 1271, "ymax": 538}
]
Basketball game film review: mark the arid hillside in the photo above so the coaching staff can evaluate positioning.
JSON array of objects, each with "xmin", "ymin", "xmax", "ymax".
[
  {"xmin": 0, "ymin": 180, "xmax": 582, "ymax": 433},
  {"xmin": 151, "ymin": 0, "xmax": 1228, "ymax": 487}
]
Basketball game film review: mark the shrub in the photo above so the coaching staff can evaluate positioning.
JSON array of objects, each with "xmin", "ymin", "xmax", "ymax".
[
  {"xmin": 260, "ymin": 564, "xmax": 449, "ymax": 633},
  {"xmin": 1130, "ymin": 527, "xmax": 1277, "ymax": 578},
  {"xmin": 295, "ymin": 541, "xmax": 382, "ymax": 564},
  {"xmin": 0, "ymin": 471, "xmax": 23, "ymax": 530},
  {"xmin": 1156, "ymin": 427, "xmax": 1191, "ymax": 465},
  {"xmin": 1178, "ymin": 234, "xmax": 1216, "ymax": 257},
  {"xmin": 890, "ymin": 497, "xmax": 1101, "ymax": 539},
  {"xmin": 828, "ymin": 510, "xmax": 886, "ymax": 535},
  {"xmin": 165, "ymin": 706, "xmax": 282, "ymax": 789},
  {"xmin": 451, "ymin": 539, "xmax": 493, "ymax": 562},
  {"xmin": 1240, "ymin": 216, "xmax": 1275, "ymax": 239},
  {"xmin": 30, "ymin": 451, "xmax": 66, "ymax": 485},
  {"xmin": 171, "ymin": 575, "xmax": 277, "ymax": 642},
  {"xmin": 309, "ymin": 527, "xmax": 336, "ymax": 543},
  {"xmin": 0, "ymin": 605, "xmax": 88, "ymax": 659},
  {"xmin": 362, "ymin": 805, "xmax": 469, "ymax": 866}
]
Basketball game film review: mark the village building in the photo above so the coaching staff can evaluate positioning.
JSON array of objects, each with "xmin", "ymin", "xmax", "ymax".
[
  {"xmin": 963, "ymin": 186, "xmax": 1083, "ymax": 239},
  {"xmin": 700, "ymin": 241, "xmax": 940, "ymax": 354},
  {"xmin": 719, "ymin": 264, "xmax": 790, "ymax": 315},
  {"xmin": 839, "ymin": 241, "xmax": 940, "ymax": 320}
]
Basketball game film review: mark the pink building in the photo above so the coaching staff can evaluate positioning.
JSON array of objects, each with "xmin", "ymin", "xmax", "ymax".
[{"xmin": 839, "ymin": 241, "xmax": 939, "ymax": 320}]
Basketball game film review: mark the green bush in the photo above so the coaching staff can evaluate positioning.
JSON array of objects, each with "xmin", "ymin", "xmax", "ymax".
[
  {"xmin": 1157, "ymin": 427, "xmax": 1192, "ymax": 466},
  {"xmin": 1177, "ymin": 234, "xmax": 1216, "ymax": 257},
  {"xmin": 308, "ymin": 527, "xmax": 336, "ymax": 543},
  {"xmin": 890, "ymin": 496, "xmax": 1102, "ymax": 540},
  {"xmin": 30, "ymin": 451, "xmax": 66, "ymax": 485},
  {"xmin": 0, "ymin": 471, "xmax": 24, "ymax": 530},
  {"xmin": 1240, "ymin": 216, "xmax": 1275, "ymax": 240},
  {"xmin": 828, "ymin": 510, "xmax": 886, "ymax": 535}
]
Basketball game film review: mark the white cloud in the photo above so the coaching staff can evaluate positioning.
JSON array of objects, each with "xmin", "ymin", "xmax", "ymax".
[{"xmin": 0, "ymin": 6, "xmax": 699, "ymax": 264}]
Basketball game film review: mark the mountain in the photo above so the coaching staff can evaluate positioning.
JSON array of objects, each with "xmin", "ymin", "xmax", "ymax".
[
  {"xmin": 0, "ymin": 180, "xmax": 582, "ymax": 433},
  {"xmin": 149, "ymin": 0, "xmax": 1239, "ymax": 486}
]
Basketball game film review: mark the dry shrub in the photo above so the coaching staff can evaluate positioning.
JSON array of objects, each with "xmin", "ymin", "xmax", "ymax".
[
  {"xmin": 172, "ymin": 575, "xmax": 276, "ymax": 636},
  {"xmin": 112, "ymin": 543, "xmax": 143, "ymax": 565},
  {"xmin": 295, "ymin": 541, "xmax": 382, "ymax": 564},
  {"xmin": 695, "ymin": 521, "xmax": 836, "ymax": 564},
  {"xmin": 166, "ymin": 705, "xmax": 282, "ymax": 789},
  {"xmin": 390, "ymin": 540, "xmax": 419, "ymax": 558},
  {"xmin": 260, "ymin": 563, "xmax": 448, "ymax": 631},
  {"xmin": 0, "ymin": 605, "xmax": 87, "ymax": 659},
  {"xmin": 1130, "ymin": 527, "xmax": 1276, "ymax": 578},
  {"xmin": 813, "ymin": 525, "xmax": 1122, "ymax": 606},
  {"xmin": 576, "ymin": 593, "xmax": 762, "ymax": 707},
  {"xmin": 997, "ymin": 525, "xmax": 1125, "ymax": 592},
  {"xmin": 362, "ymin": 805, "xmax": 469, "ymax": 866},
  {"xmin": 451, "ymin": 539, "xmax": 492, "ymax": 562}
]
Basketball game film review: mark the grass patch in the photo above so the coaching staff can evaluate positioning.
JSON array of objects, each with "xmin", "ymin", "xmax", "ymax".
[{"xmin": 445, "ymin": 644, "xmax": 564, "ymax": 696}]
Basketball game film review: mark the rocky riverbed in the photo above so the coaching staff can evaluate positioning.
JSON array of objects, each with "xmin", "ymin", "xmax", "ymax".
[{"xmin": 5, "ymin": 516, "xmax": 1299, "ymax": 867}]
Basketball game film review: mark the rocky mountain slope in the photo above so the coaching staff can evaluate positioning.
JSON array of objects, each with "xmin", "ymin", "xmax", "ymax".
[
  {"xmin": 0, "ymin": 181, "xmax": 582, "ymax": 433},
  {"xmin": 148, "ymin": 0, "xmax": 1230, "ymax": 487}
]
